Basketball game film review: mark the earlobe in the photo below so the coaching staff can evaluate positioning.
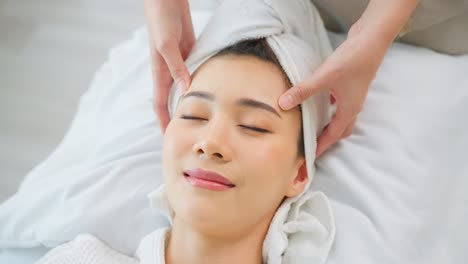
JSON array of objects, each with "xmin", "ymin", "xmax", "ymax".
[{"xmin": 285, "ymin": 162, "xmax": 308, "ymax": 198}]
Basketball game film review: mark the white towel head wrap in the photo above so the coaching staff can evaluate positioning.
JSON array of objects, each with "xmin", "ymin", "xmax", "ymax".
[{"xmin": 151, "ymin": 0, "xmax": 336, "ymax": 263}]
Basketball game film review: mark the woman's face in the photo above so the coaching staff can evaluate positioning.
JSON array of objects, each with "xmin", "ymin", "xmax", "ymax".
[{"xmin": 163, "ymin": 55, "xmax": 308, "ymax": 236}]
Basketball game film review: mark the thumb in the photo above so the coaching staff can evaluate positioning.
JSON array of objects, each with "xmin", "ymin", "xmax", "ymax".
[
  {"xmin": 279, "ymin": 65, "xmax": 334, "ymax": 110},
  {"xmin": 159, "ymin": 43, "xmax": 191, "ymax": 92}
]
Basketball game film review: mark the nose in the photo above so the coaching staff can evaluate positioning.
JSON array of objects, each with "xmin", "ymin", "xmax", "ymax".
[{"xmin": 192, "ymin": 119, "xmax": 232, "ymax": 162}]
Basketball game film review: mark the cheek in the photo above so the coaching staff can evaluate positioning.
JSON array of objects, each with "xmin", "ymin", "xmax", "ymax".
[
  {"xmin": 162, "ymin": 122, "xmax": 193, "ymax": 179},
  {"xmin": 162, "ymin": 122, "xmax": 196, "ymax": 212},
  {"xmin": 233, "ymin": 137, "xmax": 298, "ymax": 224},
  {"xmin": 239, "ymin": 136, "xmax": 298, "ymax": 185},
  {"xmin": 165, "ymin": 121, "xmax": 194, "ymax": 152}
]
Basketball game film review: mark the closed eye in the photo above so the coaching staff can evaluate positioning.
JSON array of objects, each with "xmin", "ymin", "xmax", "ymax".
[
  {"xmin": 239, "ymin": 125, "xmax": 271, "ymax": 133},
  {"xmin": 180, "ymin": 115, "xmax": 207, "ymax": 121},
  {"xmin": 181, "ymin": 115, "xmax": 269, "ymax": 133}
]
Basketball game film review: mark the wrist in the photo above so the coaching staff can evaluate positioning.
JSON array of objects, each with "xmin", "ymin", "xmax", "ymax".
[
  {"xmin": 347, "ymin": 19, "xmax": 391, "ymax": 58},
  {"xmin": 352, "ymin": 0, "xmax": 419, "ymax": 44}
]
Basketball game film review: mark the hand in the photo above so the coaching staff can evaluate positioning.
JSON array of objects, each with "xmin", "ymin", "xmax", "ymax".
[
  {"xmin": 277, "ymin": 0, "xmax": 418, "ymax": 157},
  {"xmin": 279, "ymin": 25, "xmax": 390, "ymax": 157},
  {"xmin": 144, "ymin": 0, "xmax": 195, "ymax": 131}
]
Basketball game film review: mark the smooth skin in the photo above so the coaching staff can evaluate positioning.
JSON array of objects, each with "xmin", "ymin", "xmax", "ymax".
[
  {"xmin": 163, "ymin": 55, "xmax": 308, "ymax": 264},
  {"xmin": 144, "ymin": 0, "xmax": 419, "ymax": 157}
]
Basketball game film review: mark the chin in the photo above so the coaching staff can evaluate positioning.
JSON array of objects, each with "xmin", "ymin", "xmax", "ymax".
[{"xmin": 176, "ymin": 193, "xmax": 233, "ymax": 230}]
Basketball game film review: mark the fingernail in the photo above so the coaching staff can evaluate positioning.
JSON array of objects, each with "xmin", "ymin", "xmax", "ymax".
[
  {"xmin": 279, "ymin": 94, "xmax": 294, "ymax": 110},
  {"xmin": 177, "ymin": 79, "xmax": 186, "ymax": 91},
  {"xmin": 177, "ymin": 80, "xmax": 187, "ymax": 95}
]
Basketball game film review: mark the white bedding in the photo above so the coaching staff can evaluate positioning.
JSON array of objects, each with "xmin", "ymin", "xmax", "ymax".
[
  {"xmin": 1, "ymin": 9, "xmax": 467, "ymax": 264},
  {"xmin": 0, "ymin": 0, "xmax": 144, "ymax": 203},
  {"xmin": 317, "ymin": 33, "xmax": 468, "ymax": 263}
]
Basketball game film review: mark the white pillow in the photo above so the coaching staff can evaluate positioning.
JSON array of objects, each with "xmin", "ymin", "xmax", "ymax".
[{"xmin": 1, "ymin": 9, "xmax": 468, "ymax": 263}]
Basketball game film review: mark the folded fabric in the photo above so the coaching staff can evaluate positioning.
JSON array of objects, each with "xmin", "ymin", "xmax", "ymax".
[{"xmin": 161, "ymin": 0, "xmax": 337, "ymax": 263}]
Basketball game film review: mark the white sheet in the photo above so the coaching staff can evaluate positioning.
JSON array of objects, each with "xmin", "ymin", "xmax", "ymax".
[{"xmin": 1, "ymin": 8, "xmax": 467, "ymax": 264}]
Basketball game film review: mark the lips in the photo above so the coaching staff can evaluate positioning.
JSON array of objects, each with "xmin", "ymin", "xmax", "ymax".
[{"xmin": 183, "ymin": 168, "xmax": 235, "ymax": 191}]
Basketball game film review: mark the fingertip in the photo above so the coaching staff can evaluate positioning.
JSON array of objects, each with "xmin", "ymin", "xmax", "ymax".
[
  {"xmin": 176, "ymin": 79, "xmax": 187, "ymax": 93},
  {"xmin": 279, "ymin": 94, "xmax": 295, "ymax": 110}
]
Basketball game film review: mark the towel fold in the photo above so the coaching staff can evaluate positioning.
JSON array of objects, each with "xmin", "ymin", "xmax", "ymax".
[{"xmin": 153, "ymin": 0, "xmax": 336, "ymax": 263}]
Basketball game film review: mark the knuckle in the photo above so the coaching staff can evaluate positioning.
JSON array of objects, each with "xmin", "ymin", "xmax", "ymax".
[
  {"xmin": 328, "ymin": 125, "xmax": 342, "ymax": 140},
  {"xmin": 355, "ymin": 102, "xmax": 364, "ymax": 114},
  {"xmin": 291, "ymin": 85, "xmax": 308, "ymax": 102},
  {"xmin": 349, "ymin": 102, "xmax": 363, "ymax": 116},
  {"xmin": 342, "ymin": 128, "xmax": 353, "ymax": 138},
  {"xmin": 335, "ymin": 108, "xmax": 351, "ymax": 123},
  {"xmin": 172, "ymin": 68, "xmax": 187, "ymax": 80},
  {"xmin": 155, "ymin": 38, "xmax": 173, "ymax": 54},
  {"xmin": 330, "ymin": 63, "xmax": 344, "ymax": 77},
  {"xmin": 152, "ymin": 101, "xmax": 159, "ymax": 114},
  {"xmin": 153, "ymin": 97, "xmax": 167, "ymax": 109},
  {"xmin": 154, "ymin": 106, "xmax": 165, "ymax": 115}
]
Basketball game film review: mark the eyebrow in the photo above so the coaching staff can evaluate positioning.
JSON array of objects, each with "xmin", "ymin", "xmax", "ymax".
[
  {"xmin": 182, "ymin": 91, "xmax": 282, "ymax": 118},
  {"xmin": 236, "ymin": 98, "xmax": 282, "ymax": 118},
  {"xmin": 183, "ymin": 91, "xmax": 215, "ymax": 101}
]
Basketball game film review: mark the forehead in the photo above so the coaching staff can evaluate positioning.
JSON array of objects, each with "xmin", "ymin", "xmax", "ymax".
[{"xmin": 190, "ymin": 55, "xmax": 289, "ymax": 101}]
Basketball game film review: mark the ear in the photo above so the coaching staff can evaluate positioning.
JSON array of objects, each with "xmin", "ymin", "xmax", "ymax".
[{"xmin": 285, "ymin": 161, "xmax": 308, "ymax": 198}]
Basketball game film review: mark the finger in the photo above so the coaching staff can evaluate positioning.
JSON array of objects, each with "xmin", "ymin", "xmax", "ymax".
[
  {"xmin": 279, "ymin": 61, "xmax": 340, "ymax": 110},
  {"xmin": 315, "ymin": 105, "xmax": 354, "ymax": 157},
  {"xmin": 341, "ymin": 117, "xmax": 357, "ymax": 139},
  {"xmin": 154, "ymin": 98, "xmax": 170, "ymax": 132},
  {"xmin": 157, "ymin": 40, "xmax": 191, "ymax": 92},
  {"xmin": 152, "ymin": 50, "xmax": 173, "ymax": 132},
  {"xmin": 316, "ymin": 116, "xmax": 356, "ymax": 157}
]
